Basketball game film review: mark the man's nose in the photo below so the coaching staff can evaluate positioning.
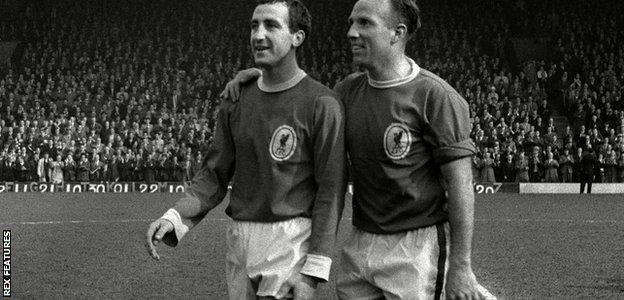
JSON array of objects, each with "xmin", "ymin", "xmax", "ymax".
[
  {"xmin": 347, "ymin": 24, "xmax": 359, "ymax": 39},
  {"xmin": 252, "ymin": 25, "xmax": 267, "ymax": 41}
]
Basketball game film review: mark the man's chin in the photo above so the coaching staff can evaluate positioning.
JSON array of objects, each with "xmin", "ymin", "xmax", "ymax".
[
  {"xmin": 253, "ymin": 60, "xmax": 271, "ymax": 69},
  {"xmin": 351, "ymin": 59, "xmax": 369, "ymax": 69}
]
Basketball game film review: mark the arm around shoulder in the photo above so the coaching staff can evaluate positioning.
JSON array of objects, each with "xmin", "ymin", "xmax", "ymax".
[
  {"xmin": 301, "ymin": 94, "xmax": 347, "ymax": 282},
  {"xmin": 220, "ymin": 68, "xmax": 262, "ymax": 101}
]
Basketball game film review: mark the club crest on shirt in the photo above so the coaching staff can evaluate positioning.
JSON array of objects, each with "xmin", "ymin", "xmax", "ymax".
[
  {"xmin": 270, "ymin": 125, "xmax": 297, "ymax": 161},
  {"xmin": 384, "ymin": 123, "xmax": 412, "ymax": 160}
]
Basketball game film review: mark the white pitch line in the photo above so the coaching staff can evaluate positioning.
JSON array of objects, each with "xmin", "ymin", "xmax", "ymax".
[
  {"xmin": 0, "ymin": 219, "xmax": 154, "ymax": 226},
  {"xmin": 0, "ymin": 219, "xmax": 229, "ymax": 226},
  {"xmin": 475, "ymin": 218, "xmax": 623, "ymax": 224},
  {"xmin": 1, "ymin": 218, "xmax": 622, "ymax": 226}
]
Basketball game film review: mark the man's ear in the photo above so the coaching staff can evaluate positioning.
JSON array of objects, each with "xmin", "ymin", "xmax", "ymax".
[
  {"xmin": 391, "ymin": 23, "xmax": 408, "ymax": 44},
  {"xmin": 293, "ymin": 30, "xmax": 305, "ymax": 47}
]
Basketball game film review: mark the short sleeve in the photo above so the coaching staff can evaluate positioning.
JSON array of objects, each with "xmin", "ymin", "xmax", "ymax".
[{"xmin": 425, "ymin": 86, "xmax": 477, "ymax": 165}]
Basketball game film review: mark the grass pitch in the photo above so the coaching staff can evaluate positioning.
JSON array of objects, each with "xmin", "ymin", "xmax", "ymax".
[{"xmin": 1, "ymin": 192, "xmax": 623, "ymax": 299}]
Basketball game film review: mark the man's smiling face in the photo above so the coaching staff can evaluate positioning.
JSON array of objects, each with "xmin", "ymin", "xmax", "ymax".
[
  {"xmin": 347, "ymin": 0, "xmax": 396, "ymax": 70},
  {"xmin": 250, "ymin": 2, "xmax": 296, "ymax": 69}
]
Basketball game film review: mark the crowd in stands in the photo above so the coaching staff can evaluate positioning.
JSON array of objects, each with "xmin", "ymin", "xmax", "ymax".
[
  {"xmin": 465, "ymin": 0, "xmax": 624, "ymax": 183},
  {"xmin": 0, "ymin": 0, "xmax": 623, "ymax": 183}
]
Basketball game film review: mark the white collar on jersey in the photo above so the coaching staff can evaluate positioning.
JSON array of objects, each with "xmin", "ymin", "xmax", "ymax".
[
  {"xmin": 257, "ymin": 69, "xmax": 307, "ymax": 93},
  {"xmin": 367, "ymin": 57, "xmax": 421, "ymax": 89}
]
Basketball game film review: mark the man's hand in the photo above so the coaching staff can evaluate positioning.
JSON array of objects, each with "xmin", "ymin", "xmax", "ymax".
[
  {"xmin": 445, "ymin": 264, "xmax": 493, "ymax": 300},
  {"xmin": 219, "ymin": 68, "xmax": 262, "ymax": 101},
  {"xmin": 145, "ymin": 219, "xmax": 174, "ymax": 260},
  {"xmin": 275, "ymin": 273, "xmax": 319, "ymax": 300}
]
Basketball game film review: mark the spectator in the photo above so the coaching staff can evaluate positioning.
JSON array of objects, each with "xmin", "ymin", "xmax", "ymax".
[
  {"xmin": 580, "ymin": 148, "xmax": 597, "ymax": 193},
  {"xmin": 182, "ymin": 156, "xmax": 193, "ymax": 182},
  {"xmin": 192, "ymin": 152, "xmax": 203, "ymax": 177},
  {"xmin": 27, "ymin": 153, "xmax": 39, "ymax": 181},
  {"xmin": 90, "ymin": 154, "xmax": 103, "ymax": 182},
  {"xmin": 604, "ymin": 151, "xmax": 617, "ymax": 183},
  {"xmin": 155, "ymin": 153, "xmax": 168, "ymax": 182},
  {"xmin": 501, "ymin": 153, "xmax": 516, "ymax": 182},
  {"xmin": 595, "ymin": 153, "xmax": 605, "ymax": 183},
  {"xmin": 479, "ymin": 152, "xmax": 496, "ymax": 182},
  {"xmin": 3, "ymin": 156, "xmax": 15, "ymax": 182},
  {"xmin": 543, "ymin": 152, "xmax": 559, "ymax": 182},
  {"xmin": 515, "ymin": 151, "xmax": 530, "ymax": 182},
  {"xmin": 618, "ymin": 154, "xmax": 624, "ymax": 182},
  {"xmin": 143, "ymin": 152, "xmax": 156, "ymax": 184},
  {"xmin": 124, "ymin": 153, "xmax": 137, "ymax": 182},
  {"xmin": 529, "ymin": 147, "xmax": 542, "ymax": 182},
  {"xmin": 0, "ymin": 154, "xmax": 5, "ymax": 181},
  {"xmin": 77, "ymin": 154, "xmax": 90, "ymax": 182},
  {"xmin": 50, "ymin": 154, "xmax": 64, "ymax": 184},
  {"xmin": 15, "ymin": 157, "xmax": 28, "ymax": 182},
  {"xmin": 134, "ymin": 153, "xmax": 144, "ymax": 182},
  {"xmin": 559, "ymin": 148, "xmax": 574, "ymax": 182},
  {"xmin": 572, "ymin": 147, "xmax": 584, "ymax": 182},
  {"xmin": 63, "ymin": 154, "xmax": 76, "ymax": 182},
  {"xmin": 37, "ymin": 153, "xmax": 49, "ymax": 182},
  {"xmin": 118, "ymin": 153, "xmax": 132, "ymax": 182},
  {"xmin": 471, "ymin": 155, "xmax": 481, "ymax": 182},
  {"xmin": 108, "ymin": 154, "xmax": 120, "ymax": 182}
]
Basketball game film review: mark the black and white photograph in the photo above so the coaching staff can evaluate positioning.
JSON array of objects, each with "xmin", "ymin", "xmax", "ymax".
[{"xmin": 1, "ymin": 0, "xmax": 623, "ymax": 299}]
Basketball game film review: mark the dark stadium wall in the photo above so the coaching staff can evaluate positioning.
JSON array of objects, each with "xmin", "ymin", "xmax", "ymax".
[
  {"xmin": 0, "ymin": 0, "xmax": 26, "ymax": 22},
  {"xmin": 0, "ymin": 42, "xmax": 18, "ymax": 64},
  {"xmin": 510, "ymin": 38, "xmax": 551, "ymax": 63},
  {"xmin": 0, "ymin": 0, "xmax": 26, "ymax": 76}
]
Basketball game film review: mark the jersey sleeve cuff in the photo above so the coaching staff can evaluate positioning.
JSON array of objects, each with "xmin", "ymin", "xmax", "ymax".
[
  {"xmin": 160, "ymin": 208, "xmax": 190, "ymax": 244},
  {"xmin": 300, "ymin": 254, "xmax": 332, "ymax": 282},
  {"xmin": 433, "ymin": 138, "xmax": 477, "ymax": 165}
]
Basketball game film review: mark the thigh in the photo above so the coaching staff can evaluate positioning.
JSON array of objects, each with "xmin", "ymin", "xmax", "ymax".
[
  {"xmin": 336, "ymin": 228, "xmax": 384, "ymax": 300},
  {"xmin": 370, "ymin": 224, "xmax": 449, "ymax": 300},
  {"xmin": 246, "ymin": 218, "xmax": 311, "ymax": 298},
  {"xmin": 225, "ymin": 224, "xmax": 257, "ymax": 300}
]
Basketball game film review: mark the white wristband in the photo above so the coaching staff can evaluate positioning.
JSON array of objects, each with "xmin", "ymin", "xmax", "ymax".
[
  {"xmin": 160, "ymin": 208, "xmax": 190, "ymax": 242},
  {"xmin": 300, "ymin": 254, "xmax": 332, "ymax": 282}
]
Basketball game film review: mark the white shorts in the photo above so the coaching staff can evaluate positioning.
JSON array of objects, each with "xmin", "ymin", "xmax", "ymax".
[
  {"xmin": 336, "ymin": 223, "xmax": 450, "ymax": 300},
  {"xmin": 336, "ymin": 223, "xmax": 495, "ymax": 300},
  {"xmin": 225, "ymin": 217, "xmax": 311, "ymax": 299}
]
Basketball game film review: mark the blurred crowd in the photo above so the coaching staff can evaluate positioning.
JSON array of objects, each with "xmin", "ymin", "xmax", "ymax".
[
  {"xmin": 462, "ymin": 0, "xmax": 624, "ymax": 183},
  {"xmin": 0, "ymin": 0, "xmax": 622, "ymax": 183}
]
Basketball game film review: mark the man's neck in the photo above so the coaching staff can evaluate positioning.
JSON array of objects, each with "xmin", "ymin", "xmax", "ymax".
[
  {"xmin": 367, "ymin": 54, "xmax": 412, "ymax": 82},
  {"xmin": 260, "ymin": 57, "xmax": 301, "ymax": 86},
  {"xmin": 257, "ymin": 55, "xmax": 308, "ymax": 93}
]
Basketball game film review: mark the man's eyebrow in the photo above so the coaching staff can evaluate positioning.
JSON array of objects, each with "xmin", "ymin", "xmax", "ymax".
[
  {"xmin": 250, "ymin": 17, "xmax": 281, "ymax": 26},
  {"xmin": 350, "ymin": 15, "xmax": 372, "ymax": 24},
  {"xmin": 264, "ymin": 18, "xmax": 281, "ymax": 26}
]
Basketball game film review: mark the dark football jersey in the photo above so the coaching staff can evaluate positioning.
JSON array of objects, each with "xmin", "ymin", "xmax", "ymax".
[
  {"xmin": 185, "ymin": 74, "xmax": 347, "ymax": 259},
  {"xmin": 336, "ymin": 60, "xmax": 476, "ymax": 234}
]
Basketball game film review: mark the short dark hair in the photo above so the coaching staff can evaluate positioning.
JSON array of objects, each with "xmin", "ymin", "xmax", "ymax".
[
  {"xmin": 388, "ymin": 0, "xmax": 421, "ymax": 38},
  {"xmin": 256, "ymin": 0, "xmax": 311, "ymax": 39}
]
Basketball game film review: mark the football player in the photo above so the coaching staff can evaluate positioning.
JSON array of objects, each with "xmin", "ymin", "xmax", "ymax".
[{"xmin": 146, "ymin": 1, "xmax": 347, "ymax": 299}]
